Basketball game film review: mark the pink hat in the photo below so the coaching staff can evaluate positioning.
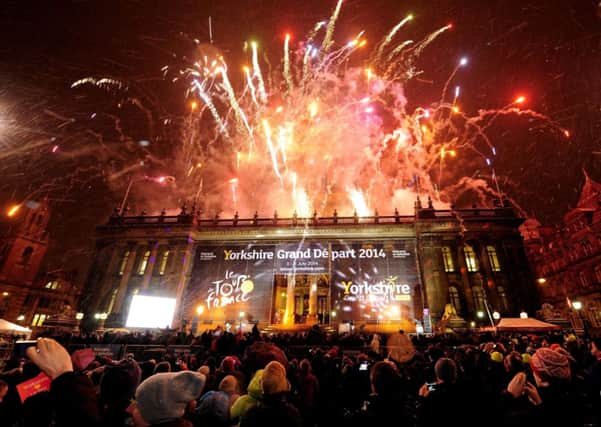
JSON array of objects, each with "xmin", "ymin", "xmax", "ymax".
[{"xmin": 530, "ymin": 348, "xmax": 570, "ymax": 381}]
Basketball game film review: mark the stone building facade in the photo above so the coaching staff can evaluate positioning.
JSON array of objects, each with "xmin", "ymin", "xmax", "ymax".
[
  {"xmin": 0, "ymin": 199, "xmax": 79, "ymax": 329},
  {"xmin": 81, "ymin": 200, "xmax": 538, "ymax": 332},
  {"xmin": 522, "ymin": 174, "xmax": 601, "ymax": 331}
]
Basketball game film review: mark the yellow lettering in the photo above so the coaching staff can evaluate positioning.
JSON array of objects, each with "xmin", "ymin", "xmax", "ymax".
[
  {"xmin": 342, "ymin": 281, "xmax": 353, "ymax": 295},
  {"xmin": 224, "ymin": 249, "xmax": 232, "ymax": 260}
]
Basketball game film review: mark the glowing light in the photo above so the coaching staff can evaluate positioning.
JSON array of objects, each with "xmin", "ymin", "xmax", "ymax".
[
  {"xmin": 7, "ymin": 204, "xmax": 20, "ymax": 217},
  {"xmin": 51, "ymin": 145, "xmax": 59, "ymax": 153},
  {"xmin": 452, "ymin": 106, "xmax": 460, "ymax": 114},
  {"xmin": 572, "ymin": 301, "xmax": 582, "ymax": 311},
  {"xmin": 348, "ymin": 188, "xmax": 370, "ymax": 216},
  {"xmin": 196, "ymin": 305, "xmax": 204, "ymax": 315},
  {"xmin": 190, "ymin": 100, "xmax": 198, "ymax": 111},
  {"xmin": 459, "ymin": 56, "xmax": 468, "ymax": 66},
  {"xmin": 308, "ymin": 100, "xmax": 319, "ymax": 118},
  {"xmin": 477, "ymin": 310, "xmax": 484, "ymax": 318},
  {"xmin": 563, "ymin": 129, "xmax": 570, "ymax": 138},
  {"xmin": 492, "ymin": 311, "xmax": 501, "ymax": 320},
  {"xmin": 454, "ymin": 86, "xmax": 460, "ymax": 98},
  {"xmin": 126, "ymin": 295, "xmax": 176, "ymax": 328},
  {"xmin": 519, "ymin": 311, "xmax": 529, "ymax": 318},
  {"xmin": 514, "ymin": 95, "xmax": 526, "ymax": 104}
]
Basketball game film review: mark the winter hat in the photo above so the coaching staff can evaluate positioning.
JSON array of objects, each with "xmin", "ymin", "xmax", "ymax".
[
  {"xmin": 198, "ymin": 365, "xmax": 211, "ymax": 376},
  {"xmin": 565, "ymin": 334, "xmax": 577, "ymax": 343},
  {"xmin": 530, "ymin": 348, "xmax": 570, "ymax": 382},
  {"xmin": 135, "ymin": 371, "xmax": 206, "ymax": 425},
  {"xmin": 261, "ymin": 361, "xmax": 289, "ymax": 395},
  {"xmin": 196, "ymin": 390, "xmax": 230, "ymax": 427},
  {"xmin": 521, "ymin": 353, "xmax": 531, "ymax": 364},
  {"xmin": 219, "ymin": 375, "xmax": 240, "ymax": 395},
  {"xmin": 490, "ymin": 351, "xmax": 504, "ymax": 363},
  {"xmin": 101, "ymin": 359, "xmax": 142, "ymax": 405},
  {"xmin": 220, "ymin": 356, "xmax": 238, "ymax": 372}
]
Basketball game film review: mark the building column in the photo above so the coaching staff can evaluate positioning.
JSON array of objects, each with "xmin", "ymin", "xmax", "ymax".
[
  {"xmin": 113, "ymin": 246, "xmax": 137, "ymax": 313},
  {"xmin": 456, "ymin": 245, "xmax": 474, "ymax": 318},
  {"xmin": 98, "ymin": 246, "xmax": 122, "ymax": 304},
  {"xmin": 172, "ymin": 242, "xmax": 194, "ymax": 329},
  {"xmin": 307, "ymin": 276, "xmax": 318, "ymax": 325},
  {"xmin": 283, "ymin": 273, "xmax": 296, "ymax": 326},
  {"xmin": 141, "ymin": 242, "xmax": 159, "ymax": 290}
]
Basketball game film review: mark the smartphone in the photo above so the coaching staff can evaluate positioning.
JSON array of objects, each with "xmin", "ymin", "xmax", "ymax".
[
  {"xmin": 426, "ymin": 382, "xmax": 437, "ymax": 392},
  {"xmin": 14, "ymin": 340, "xmax": 37, "ymax": 358},
  {"xmin": 359, "ymin": 362, "xmax": 369, "ymax": 371}
]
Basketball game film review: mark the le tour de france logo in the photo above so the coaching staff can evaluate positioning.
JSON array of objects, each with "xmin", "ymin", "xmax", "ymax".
[{"xmin": 206, "ymin": 270, "xmax": 255, "ymax": 310}]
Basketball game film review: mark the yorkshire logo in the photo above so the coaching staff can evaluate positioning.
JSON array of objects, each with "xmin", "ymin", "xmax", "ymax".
[{"xmin": 342, "ymin": 281, "xmax": 353, "ymax": 295}]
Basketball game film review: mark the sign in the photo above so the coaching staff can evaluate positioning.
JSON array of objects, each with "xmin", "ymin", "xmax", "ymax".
[
  {"xmin": 90, "ymin": 344, "xmax": 123, "ymax": 360},
  {"xmin": 275, "ymin": 242, "xmax": 329, "ymax": 274},
  {"xmin": 16, "ymin": 373, "xmax": 51, "ymax": 403},
  {"xmin": 186, "ymin": 244, "xmax": 276, "ymax": 321}
]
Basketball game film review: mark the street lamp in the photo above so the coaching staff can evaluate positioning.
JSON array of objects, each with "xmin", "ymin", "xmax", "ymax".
[
  {"xmin": 477, "ymin": 310, "xmax": 484, "ymax": 319},
  {"xmin": 572, "ymin": 301, "xmax": 587, "ymax": 337},
  {"xmin": 492, "ymin": 311, "xmax": 501, "ymax": 320}
]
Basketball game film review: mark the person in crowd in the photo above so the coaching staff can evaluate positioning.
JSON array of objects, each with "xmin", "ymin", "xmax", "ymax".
[
  {"xmin": 240, "ymin": 361, "xmax": 300, "ymax": 427},
  {"xmin": 418, "ymin": 357, "xmax": 472, "ymax": 426},
  {"xmin": 127, "ymin": 370, "xmax": 206, "ymax": 427},
  {"xmin": 26, "ymin": 337, "xmax": 102, "ymax": 427},
  {"xmin": 194, "ymin": 390, "xmax": 231, "ymax": 427},
  {"xmin": 296, "ymin": 359, "xmax": 319, "ymax": 427},
  {"xmin": 218, "ymin": 374, "xmax": 241, "ymax": 409},
  {"xmin": 99, "ymin": 358, "xmax": 142, "ymax": 426},
  {"xmin": 387, "ymin": 330, "xmax": 415, "ymax": 364},
  {"xmin": 230, "ymin": 368, "xmax": 263, "ymax": 424},
  {"xmin": 349, "ymin": 360, "xmax": 414, "ymax": 426}
]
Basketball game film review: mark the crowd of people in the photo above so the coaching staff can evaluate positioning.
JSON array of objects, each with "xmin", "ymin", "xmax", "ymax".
[{"xmin": 0, "ymin": 325, "xmax": 600, "ymax": 426}]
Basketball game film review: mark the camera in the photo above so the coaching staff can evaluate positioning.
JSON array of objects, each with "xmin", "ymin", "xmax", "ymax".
[
  {"xmin": 14, "ymin": 340, "xmax": 37, "ymax": 358},
  {"xmin": 359, "ymin": 362, "xmax": 369, "ymax": 371}
]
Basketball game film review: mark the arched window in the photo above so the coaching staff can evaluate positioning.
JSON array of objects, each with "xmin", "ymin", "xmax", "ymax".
[
  {"xmin": 449, "ymin": 286, "xmax": 461, "ymax": 312},
  {"xmin": 118, "ymin": 251, "xmax": 130, "ymax": 276},
  {"xmin": 464, "ymin": 245, "xmax": 479, "ymax": 272},
  {"xmin": 21, "ymin": 246, "xmax": 33, "ymax": 265},
  {"xmin": 486, "ymin": 245, "xmax": 501, "ymax": 272},
  {"xmin": 595, "ymin": 265, "xmax": 601, "ymax": 284},
  {"xmin": 138, "ymin": 251, "xmax": 151, "ymax": 275},
  {"xmin": 472, "ymin": 287, "xmax": 485, "ymax": 311},
  {"xmin": 441, "ymin": 247, "xmax": 455, "ymax": 272},
  {"xmin": 497, "ymin": 286, "xmax": 509, "ymax": 311},
  {"xmin": 579, "ymin": 271, "xmax": 589, "ymax": 288},
  {"xmin": 159, "ymin": 250, "xmax": 170, "ymax": 276}
]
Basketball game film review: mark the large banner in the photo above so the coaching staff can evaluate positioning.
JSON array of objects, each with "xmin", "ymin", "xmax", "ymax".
[
  {"xmin": 184, "ymin": 244, "xmax": 276, "ymax": 322},
  {"xmin": 330, "ymin": 240, "xmax": 419, "ymax": 322},
  {"xmin": 185, "ymin": 239, "xmax": 419, "ymax": 324}
]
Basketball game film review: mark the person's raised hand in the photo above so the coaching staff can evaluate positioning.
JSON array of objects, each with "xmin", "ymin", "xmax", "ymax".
[
  {"xmin": 524, "ymin": 381, "xmax": 542, "ymax": 406},
  {"xmin": 26, "ymin": 338, "xmax": 73, "ymax": 380},
  {"xmin": 507, "ymin": 372, "xmax": 526, "ymax": 398},
  {"xmin": 418, "ymin": 383, "xmax": 430, "ymax": 397}
]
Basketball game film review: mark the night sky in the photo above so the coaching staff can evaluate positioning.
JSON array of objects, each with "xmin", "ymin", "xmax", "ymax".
[{"xmin": 1, "ymin": 0, "xmax": 600, "ymax": 277}]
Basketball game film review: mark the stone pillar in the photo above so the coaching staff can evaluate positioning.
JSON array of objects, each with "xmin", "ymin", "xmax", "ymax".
[
  {"xmin": 141, "ymin": 243, "xmax": 159, "ymax": 290},
  {"xmin": 283, "ymin": 273, "xmax": 296, "ymax": 326},
  {"xmin": 456, "ymin": 245, "xmax": 474, "ymax": 317},
  {"xmin": 113, "ymin": 246, "xmax": 137, "ymax": 313},
  {"xmin": 307, "ymin": 276, "xmax": 318, "ymax": 324},
  {"xmin": 99, "ymin": 246, "xmax": 123, "ymax": 304},
  {"xmin": 172, "ymin": 242, "xmax": 194, "ymax": 329}
]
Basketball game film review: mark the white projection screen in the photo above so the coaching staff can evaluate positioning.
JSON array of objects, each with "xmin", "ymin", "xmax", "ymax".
[{"xmin": 126, "ymin": 295, "xmax": 176, "ymax": 328}]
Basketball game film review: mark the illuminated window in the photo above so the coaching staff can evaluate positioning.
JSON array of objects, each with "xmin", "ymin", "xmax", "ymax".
[
  {"xmin": 448, "ymin": 286, "xmax": 461, "ymax": 312},
  {"xmin": 472, "ymin": 287, "xmax": 485, "ymax": 311},
  {"xmin": 579, "ymin": 271, "xmax": 589, "ymax": 288},
  {"xmin": 45, "ymin": 281, "xmax": 59, "ymax": 290},
  {"xmin": 31, "ymin": 313, "xmax": 47, "ymax": 327},
  {"xmin": 595, "ymin": 265, "xmax": 601, "ymax": 283},
  {"xmin": 159, "ymin": 250, "xmax": 170, "ymax": 276},
  {"xmin": 138, "ymin": 251, "xmax": 151, "ymax": 275},
  {"xmin": 441, "ymin": 247, "xmax": 455, "ymax": 272},
  {"xmin": 118, "ymin": 251, "xmax": 130, "ymax": 276},
  {"xmin": 497, "ymin": 286, "xmax": 509, "ymax": 311},
  {"xmin": 486, "ymin": 246, "xmax": 501, "ymax": 272},
  {"xmin": 464, "ymin": 245, "xmax": 479, "ymax": 272}
]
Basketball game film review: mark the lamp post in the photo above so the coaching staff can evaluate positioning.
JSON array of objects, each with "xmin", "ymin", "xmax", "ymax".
[{"xmin": 572, "ymin": 301, "xmax": 587, "ymax": 337}]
